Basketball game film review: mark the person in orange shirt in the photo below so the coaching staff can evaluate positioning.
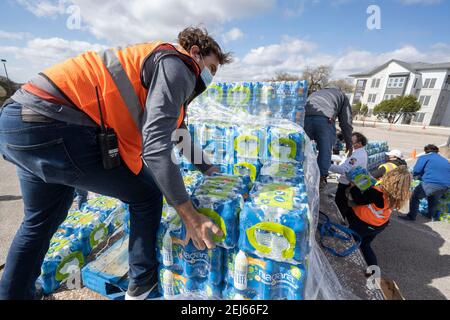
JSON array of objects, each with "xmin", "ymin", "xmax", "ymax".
[
  {"xmin": 0, "ymin": 27, "xmax": 230, "ymax": 300},
  {"xmin": 346, "ymin": 166, "xmax": 412, "ymax": 268}
]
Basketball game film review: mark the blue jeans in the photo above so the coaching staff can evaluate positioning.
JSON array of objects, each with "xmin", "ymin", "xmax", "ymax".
[
  {"xmin": 0, "ymin": 102, "xmax": 163, "ymax": 300},
  {"xmin": 408, "ymin": 183, "xmax": 448, "ymax": 220},
  {"xmin": 304, "ymin": 115, "xmax": 336, "ymax": 177}
]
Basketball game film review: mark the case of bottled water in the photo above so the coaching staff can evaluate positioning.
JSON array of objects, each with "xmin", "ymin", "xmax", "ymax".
[
  {"xmin": 222, "ymin": 250, "xmax": 306, "ymax": 300},
  {"xmin": 238, "ymin": 182, "xmax": 310, "ymax": 264}
]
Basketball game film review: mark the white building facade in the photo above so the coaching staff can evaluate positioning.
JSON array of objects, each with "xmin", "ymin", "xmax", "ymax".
[{"xmin": 350, "ymin": 60, "xmax": 450, "ymax": 127}]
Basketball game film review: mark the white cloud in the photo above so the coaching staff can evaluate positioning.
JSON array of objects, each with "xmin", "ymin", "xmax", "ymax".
[
  {"xmin": 0, "ymin": 30, "xmax": 31, "ymax": 40},
  {"xmin": 222, "ymin": 28, "xmax": 244, "ymax": 43},
  {"xmin": 216, "ymin": 38, "xmax": 450, "ymax": 82},
  {"xmin": 6, "ymin": 0, "xmax": 449, "ymax": 83},
  {"xmin": 0, "ymin": 37, "xmax": 106, "ymax": 82},
  {"xmin": 16, "ymin": 0, "xmax": 68, "ymax": 18},
  {"xmin": 16, "ymin": 0, "xmax": 275, "ymax": 45},
  {"xmin": 243, "ymin": 36, "xmax": 317, "ymax": 66},
  {"xmin": 5, "ymin": 33, "xmax": 448, "ymax": 84}
]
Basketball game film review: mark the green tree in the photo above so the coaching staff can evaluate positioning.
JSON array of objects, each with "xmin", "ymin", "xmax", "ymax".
[
  {"xmin": 352, "ymin": 101, "xmax": 362, "ymax": 116},
  {"xmin": 373, "ymin": 95, "xmax": 420, "ymax": 124},
  {"xmin": 352, "ymin": 101, "xmax": 369, "ymax": 118},
  {"xmin": 360, "ymin": 104, "xmax": 369, "ymax": 116}
]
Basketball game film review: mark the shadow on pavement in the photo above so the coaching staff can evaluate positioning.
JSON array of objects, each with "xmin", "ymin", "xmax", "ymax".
[
  {"xmin": 0, "ymin": 195, "xmax": 22, "ymax": 202},
  {"xmin": 373, "ymin": 213, "xmax": 450, "ymax": 300}
]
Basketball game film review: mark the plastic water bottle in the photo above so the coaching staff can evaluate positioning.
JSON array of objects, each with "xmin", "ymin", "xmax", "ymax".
[
  {"xmin": 271, "ymin": 234, "xmax": 290, "ymax": 260},
  {"xmin": 251, "ymin": 82, "xmax": 263, "ymax": 115},
  {"xmin": 163, "ymin": 269, "xmax": 176, "ymax": 299},
  {"xmin": 234, "ymin": 250, "xmax": 248, "ymax": 291},
  {"xmin": 162, "ymin": 232, "xmax": 173, "ymax": 267}
]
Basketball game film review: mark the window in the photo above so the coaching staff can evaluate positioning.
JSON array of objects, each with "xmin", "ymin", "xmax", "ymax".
[
  {"xmin": 384, "ymin": 94, "xmax": 397, "ymax": 101},
  {"xmin": 419, "ymin": 96, "xmax": 425, "ymax": 105},
  {"xmin": 423, "ymin": 79, "xmax": 431, "ymax": 88},
  {"xmin": 419, "ymin": 95, "xmax": 431, "ymax": 106},
  {"xmin": 371, "ymin": 94, "xmax": 377, "ymax": 103},
  {"xmin": 413, "ymin": 78, "xmax": 418, "ymax": 88},
  {"xmin": 387, "ymin": 77, "xmax": 406, "ymax": 88},
  {"xmin": 371, "ymin": 78, "xmax": 381, "ymax": 88},
  {"xmin": 446, "ymin": 75, "xmax": 450, "ymax": 90},
  {"xmin": 376, "ymin": 79, "xmax": 381, "ymax": 88},
  {"xmin": 413, "ymin": 113, "xmax": 425, "ymax": 123},
  {"xmin": 356, "ymin": 80, "xmax": 367, "ymax": 90},
  {"xmin": 429, "ymin": 78, "xmax": 437, "ymax": 89}
]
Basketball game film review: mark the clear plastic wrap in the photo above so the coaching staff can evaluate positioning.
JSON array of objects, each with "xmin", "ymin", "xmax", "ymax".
[
  {"xmin": 173, "ymin": 98, "xmax": 355, "ymax": 300},
  {"xmin": 196, "ymin": 81, "xmax": 308, "ymax": 127}
]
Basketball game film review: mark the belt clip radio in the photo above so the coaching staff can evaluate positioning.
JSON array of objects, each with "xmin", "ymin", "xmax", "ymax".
[{"xmin": 95, "ymin": 86, "xmax": 121, "ymax": 170}]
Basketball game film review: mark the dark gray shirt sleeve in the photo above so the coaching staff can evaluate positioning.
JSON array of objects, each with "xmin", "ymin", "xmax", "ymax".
[
  {"xmin": 338, "ymin": 95, "xmax": 353, "ymax": 147},
  {"xmin": 141, "ymin": 56, "xmax": 196, "ymax": 206}
]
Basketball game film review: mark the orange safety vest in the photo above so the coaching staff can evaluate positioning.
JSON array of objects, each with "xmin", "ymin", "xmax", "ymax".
[
  {"xmin": 353, "ymin": 186, "xmax": 392, "ymax": 227},
  {"xmin": 23, "ymin": 41, "xmax": 204, "ymax": 175}
]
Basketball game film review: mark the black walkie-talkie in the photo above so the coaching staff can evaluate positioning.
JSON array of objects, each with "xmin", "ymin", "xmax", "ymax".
[{"xmin": 96, "ymin": 86, "xmax": 121, "ymax": 170}]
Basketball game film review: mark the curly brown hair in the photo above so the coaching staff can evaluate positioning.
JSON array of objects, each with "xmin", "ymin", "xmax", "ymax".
[
  {"xmin": 381, "ymin": 165, "xmax": 412, "ymax": 210},
  {"xmin": 178, "ymin": 27, "xmax": 233, "ymax": 65}
]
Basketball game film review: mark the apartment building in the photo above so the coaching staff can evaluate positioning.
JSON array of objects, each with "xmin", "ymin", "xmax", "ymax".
[{"xmin": 350, "ymin": 59, "xmax": 450, "ymax": 127}]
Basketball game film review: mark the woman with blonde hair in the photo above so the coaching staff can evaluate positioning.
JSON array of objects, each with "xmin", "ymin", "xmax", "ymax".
[{"xmin": 346, "ymin": 166, "xmax": 412, "ymax": 268}]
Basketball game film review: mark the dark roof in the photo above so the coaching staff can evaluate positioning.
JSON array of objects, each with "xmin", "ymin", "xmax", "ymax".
[{"xmin": 349, "ymin": 59, "xmax": 450, "ymax": 77}]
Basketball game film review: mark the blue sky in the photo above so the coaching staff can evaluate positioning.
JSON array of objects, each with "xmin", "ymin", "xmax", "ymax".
[{"xmin": 0, "ymin": 0, "xmax": 449, "ymax": 82}]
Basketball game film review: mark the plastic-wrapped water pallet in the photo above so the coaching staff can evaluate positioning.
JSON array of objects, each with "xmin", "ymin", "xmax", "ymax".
[
  {"xmin": 38, "ymin": 197, "xmax": 129, "ymax": 294},
  {"xmin": 366, "ymin": 141, "xmax": 389, "ymax": 171},
  {"xmin": 416, "ymin": 188, "xmax": 450, "ymax": 222},
  {"xmin": 196, "ymin": 81, "xmax": 308, "ymax": 126},
  {"xmin": 81, "ymin": 236, "xmax": 161, "ymax": 300}
]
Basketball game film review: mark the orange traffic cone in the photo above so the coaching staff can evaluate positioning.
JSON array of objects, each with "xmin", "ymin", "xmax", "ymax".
[{"xmin": 411, "ymin": 149, "xmax": 417, "ymax": 159}]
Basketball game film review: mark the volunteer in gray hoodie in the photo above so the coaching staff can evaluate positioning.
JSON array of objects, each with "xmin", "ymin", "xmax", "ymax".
[{"xmin": 304, "ymin": 87, "xmax": 354, "ymax": 189}]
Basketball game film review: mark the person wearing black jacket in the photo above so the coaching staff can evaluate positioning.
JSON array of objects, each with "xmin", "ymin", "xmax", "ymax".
[
  {"xmin": 371, "ymin": 150, "xmax": 407, "ymax": 180},
  {"xmin": 345, "ymin": 166, "xmax": 412, "ymax": 268}
]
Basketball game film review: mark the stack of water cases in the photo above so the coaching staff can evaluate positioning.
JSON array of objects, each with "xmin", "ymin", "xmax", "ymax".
[
  {"xmin": 366, "ymin": 141, "xmax": 389, "ymax": 171},
  {"xmin": 185, "ymin": 121, "xmax": 305, "ymax": 183},
  {"xmin": 38, "ymin": 196, "xmax": 128, "ymax": 294},
  {"xmin": 225, "ymin": 162, "xmax": 309, "ymax": 300},
  {"xmin": 196, "ymin": 81, "xmax": 308, "ymax": 127},
  {"xmin": 413, "ymin": 180, "xmax": 450, "ymax": 222},
  {"xmin": 157, "ymin": 173, "xmax": 250, "ymax": 299}
]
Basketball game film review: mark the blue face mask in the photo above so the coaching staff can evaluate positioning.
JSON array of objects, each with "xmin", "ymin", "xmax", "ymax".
[{"xmin": 200, "ymin": 55, "xmax": 214, "ymax": 87}]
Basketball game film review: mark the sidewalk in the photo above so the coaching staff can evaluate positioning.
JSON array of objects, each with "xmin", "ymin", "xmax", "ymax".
[{"xmin": 353, "ymin": 120, "xmax": 450, "ymax": 137}]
